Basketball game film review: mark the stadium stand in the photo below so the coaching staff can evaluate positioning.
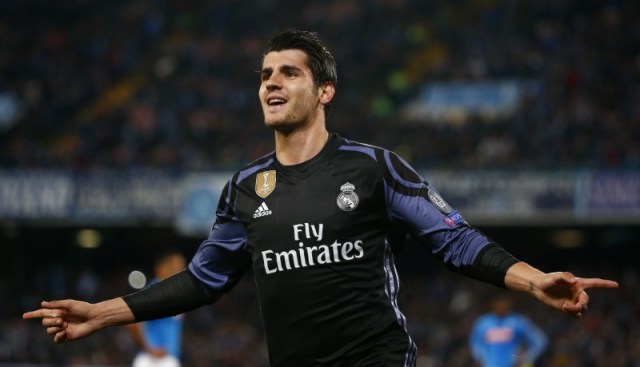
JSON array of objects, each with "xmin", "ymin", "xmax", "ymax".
[{"xmin": 0, "ymin": 0, "xmax": 638, "ymax": 170}]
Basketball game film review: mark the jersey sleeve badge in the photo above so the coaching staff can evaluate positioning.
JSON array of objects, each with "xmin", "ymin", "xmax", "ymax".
[{"xmin": 427, "ymin": 189, "xmax": 452, "ymax": 214}]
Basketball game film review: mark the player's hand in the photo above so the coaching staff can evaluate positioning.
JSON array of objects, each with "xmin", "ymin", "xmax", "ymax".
[
  {"xmin": 22, "ymin": 300, "xmax": 100, "ymax": 343},
  {"xmin": 147, "ymin": 346, "xmax": 169, "ymax": 358},
  {"xmin": 534, "ymin": 272, "xmax": 618, "ymax": 318}
]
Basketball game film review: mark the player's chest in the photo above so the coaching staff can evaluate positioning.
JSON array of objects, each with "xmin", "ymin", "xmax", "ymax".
[{"xmin": 235, "ymin": 168, "xmax": 384, "ymax": 252}]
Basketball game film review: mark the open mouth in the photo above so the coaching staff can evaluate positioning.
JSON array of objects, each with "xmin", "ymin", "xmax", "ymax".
[
  {"xmin": 268, "ymin": 98, "xmax": 286, "ymax": 106},
  {"xmin": 266, "ymin": 95, "xmax": 287, "ymax": 108}
]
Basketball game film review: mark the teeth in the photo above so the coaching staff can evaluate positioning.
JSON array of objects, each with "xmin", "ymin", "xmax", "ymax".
[{"xmin": 268, "ymin": 98, "xmax": 285, "ymax": 105}]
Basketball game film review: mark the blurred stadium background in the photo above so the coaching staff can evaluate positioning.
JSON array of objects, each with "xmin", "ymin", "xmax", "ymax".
[{"xmin": 1, "ymin": 0, "xmax": 639, "ymax": 366}]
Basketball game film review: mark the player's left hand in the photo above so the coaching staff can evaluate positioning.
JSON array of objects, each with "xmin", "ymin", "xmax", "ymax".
[{"xmin": 534, "ymin": 272, "xmax": 618, "ymax": 318}]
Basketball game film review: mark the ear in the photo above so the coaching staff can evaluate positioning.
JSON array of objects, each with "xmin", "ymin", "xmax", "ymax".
[{"xmin": 318, "ymin": 82, "xmax": 335, "ymax": 106}]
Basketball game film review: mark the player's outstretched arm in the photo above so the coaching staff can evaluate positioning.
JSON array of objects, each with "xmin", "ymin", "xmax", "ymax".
[
  {"xmin": 504, "ymin": 262, "xmax": 619, "ymax": 318},
  {"xmin": 22, "ymin": 298, "xmax": 135, "ymax": 343},
  {"xmin": 23, "ymin": 270, "xmax": 218, "ymax": 344}
]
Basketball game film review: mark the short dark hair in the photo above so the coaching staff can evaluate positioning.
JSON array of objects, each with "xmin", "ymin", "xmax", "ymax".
[{"xmin": 263, "ymin": 29, "xmax": 338, "ymax": 114}]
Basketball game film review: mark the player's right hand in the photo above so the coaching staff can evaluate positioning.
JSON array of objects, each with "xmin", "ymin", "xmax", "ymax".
[{"xmin": 22, "ymin": 300, "xmax": 99, "ymax": 343}]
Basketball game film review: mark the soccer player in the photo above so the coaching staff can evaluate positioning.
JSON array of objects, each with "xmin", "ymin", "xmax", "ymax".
[
  {"xmin": 469, "ymin": 295, "xmax": 547, "ymax": 367},
  {"xmin": 23, "ymin": 29, "xmax": 618, "ymax": 367},
  {"xmin": 126, "ymin": 250, "xmax": 186, "ymax": 367}
]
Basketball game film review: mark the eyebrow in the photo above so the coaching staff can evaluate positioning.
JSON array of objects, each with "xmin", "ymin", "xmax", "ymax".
[{"xmin": 260, "ymin": 64, "xmax": 304, "ymax": 75}]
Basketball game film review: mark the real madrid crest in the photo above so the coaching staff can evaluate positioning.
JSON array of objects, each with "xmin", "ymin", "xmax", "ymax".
[
  {"xmin": 255, "ymin": 170, "xmax": 276, "ymax": 198},
  {"xmin": 337, "ymin": 182, "xmax": 359, "ymax": 211}
]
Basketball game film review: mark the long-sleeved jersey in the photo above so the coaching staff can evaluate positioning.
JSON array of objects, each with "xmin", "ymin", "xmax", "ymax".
[
  {"xmin": 469, "ymin": 312, "xmax": 547, "ymax": 367},
  {"xmin": 188, "ymin": 134, "xmax": 501, "ymax": 367}
]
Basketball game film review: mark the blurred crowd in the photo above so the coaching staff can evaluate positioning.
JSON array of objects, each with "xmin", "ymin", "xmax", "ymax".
[
  {"xmin": 0, "ymin": 0, "xmax": 639, "ymax": 171},
  {"xmin": 3, "ymin": 252, "xmax": 638, "ymax": 366}
]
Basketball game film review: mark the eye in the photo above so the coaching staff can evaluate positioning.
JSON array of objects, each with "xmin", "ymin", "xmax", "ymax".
[
  {"xmin": 281, "ymin": 66, "xmax": 300, "ymax": 78},
  {"xmin": 260, "ymin": 70, "xmax": 272, "ymax": 81}
]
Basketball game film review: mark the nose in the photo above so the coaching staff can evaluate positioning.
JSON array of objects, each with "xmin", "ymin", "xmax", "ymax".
[{"xmin": 264, "ymin": 73, "xmax": 282, "ymax": 91}]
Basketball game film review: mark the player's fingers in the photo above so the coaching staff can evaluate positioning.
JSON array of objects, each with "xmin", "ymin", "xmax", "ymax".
[
  {"xmin": 577, "ymin": 278, "xmax": 619, "ymax": 289},
  {"xmin": 53, "ymin": 330, "xmax": 68, "ymax": 343},
  {"xmin": 42, "ymin": 317, "xmax": 64, "ymax": 327},
  {"xmin": 23, "ymin": 308, "xmax": 64, "ymax": 320},
  {"xmin": 562, "ymin": 302, "xmax": 580, "ymax": 313},
  {"xmin": 577, "ymin": 295, "xmax": 589, "ymax": 313},
  {"xmin": 562, "ymin": 305, "xmax": 583, "ymax": 318},
  {"xmin": 41, "ymin": 300, "xmax": 73, "ymax": 309},
  {"xmin": 544, "ymin": 271, "xmax": 577, "ymax": 287},
  {"xmin": 562, "ymin": 291, "xmax": 589, "ymax": 315},
  {"xmin": 47, "ymin": 326, "xmax": 64, "ymax": 335},
  {"xmin": 22, "ymin": 310, "xmax": 43, "ymax": 320}
]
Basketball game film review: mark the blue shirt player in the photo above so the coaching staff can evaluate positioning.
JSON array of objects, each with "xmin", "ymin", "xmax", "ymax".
[
  {"xmin": 128, "ymin": 250, "xmax": 186, "ymax": 367},
  {"xmin": 469, "ymin": 295, "xmax": 547, "ymax": 367}
]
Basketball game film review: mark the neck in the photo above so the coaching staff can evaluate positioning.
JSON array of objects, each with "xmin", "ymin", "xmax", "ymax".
[{"xmin": 274, "ymin": 124, "xmax": 330, "ymax": 166}]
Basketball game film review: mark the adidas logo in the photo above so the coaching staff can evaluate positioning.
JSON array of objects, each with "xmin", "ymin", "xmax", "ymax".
[{"xmin": 253, "ymin": 202, "xmax": 272, "ymax": 219}]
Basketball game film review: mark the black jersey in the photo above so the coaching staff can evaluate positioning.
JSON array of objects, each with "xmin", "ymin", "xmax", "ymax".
[{"xmin": 189, "ymin": 134, "xmax": 492, "ymax": 367}]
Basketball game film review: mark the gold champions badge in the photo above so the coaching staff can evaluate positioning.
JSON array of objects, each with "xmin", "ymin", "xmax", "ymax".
[{"xmin": 255, "ymin": 170, "xmax": 276, "ymax": 198}]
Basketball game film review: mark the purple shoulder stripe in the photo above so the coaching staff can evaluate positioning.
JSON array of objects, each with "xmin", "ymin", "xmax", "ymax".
[
  {"xmin": 237, "ymin": 157, "xmax": 275, "ymax": 184},
  {"xmin": 338, "ymin": 145, "xmax": 377, "ymax": 161},
  {"xmin": 219, "ymin": 157, "xmax": 274, "ymax": 219},
  {"xmin": 384, "ymin": 150, "xmax": 423, "ymax": 189}
]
